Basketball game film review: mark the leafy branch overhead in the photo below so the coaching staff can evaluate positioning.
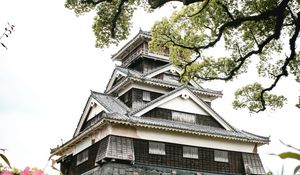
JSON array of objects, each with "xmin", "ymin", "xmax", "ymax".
[
  {"xmin": 65, "ymin": 0, "xmax": 300, "ymax": 112},
  {"xmin": 0, "ymin": 23, "xmax": 15, "ymax": 50}
]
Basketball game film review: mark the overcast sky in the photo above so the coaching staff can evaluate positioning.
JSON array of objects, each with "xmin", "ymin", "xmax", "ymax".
[{"xmin": 0, "ymin": 0, "xmax": 299, "ymax": 174}]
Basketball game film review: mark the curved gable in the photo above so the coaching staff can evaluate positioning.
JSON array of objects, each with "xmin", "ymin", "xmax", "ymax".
[{"xmin": 131, "ymin": 87, "xmax": 235, "ymax": 131}]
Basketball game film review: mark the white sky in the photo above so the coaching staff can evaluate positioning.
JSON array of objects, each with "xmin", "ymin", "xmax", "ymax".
[{"xmin": 0, "ymin": 0, "xmax": 299, "ymax": 174}]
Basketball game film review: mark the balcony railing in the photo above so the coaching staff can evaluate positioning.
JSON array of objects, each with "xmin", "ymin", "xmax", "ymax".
[{"xmin": 122, "ymin": 49, "xmax": 169, "ymax": 66}]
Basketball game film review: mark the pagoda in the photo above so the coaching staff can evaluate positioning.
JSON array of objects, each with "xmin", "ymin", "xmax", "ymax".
[{"xmin": 50, "ymin": 31, "xmax": 269, "ymax": 175}]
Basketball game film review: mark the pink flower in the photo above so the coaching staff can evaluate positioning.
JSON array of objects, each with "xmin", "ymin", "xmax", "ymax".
[
  {"xmin": 1, "ymin": 172, "xmax": 13, "ymax": 175},
  {"xmin": 32, "ymin": 171, "xmax": 44, "ymax": 175},
  {"xmin": 20, "ymin": 167, "xmax": 30, "ymax": 175}
]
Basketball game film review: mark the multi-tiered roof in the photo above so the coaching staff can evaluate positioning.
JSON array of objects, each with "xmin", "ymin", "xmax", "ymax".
[{"xmin": 51, "ymin": 30, "xmax": 269, "ymax": 175}]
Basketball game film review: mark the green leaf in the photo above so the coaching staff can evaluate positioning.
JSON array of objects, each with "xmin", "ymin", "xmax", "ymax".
[
  {"xmin": 0, "ymin": 153, "xmax": 11, "ymax": 168},
  {"xmin": 278, "ymin": 152, "xmax": 300, "ymax": 161},
  {"xmin": 294, "ymin": 165, "xmax": 300, "ymax": 175}
]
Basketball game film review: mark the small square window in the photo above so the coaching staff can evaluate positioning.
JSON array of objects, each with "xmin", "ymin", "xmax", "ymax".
[
  {"xmin": 183, "ymin": 146, "xmax": 198, "ymax": 159},
  {"xmin": 214, "ymin": 150, "xmax": 228, "ymax": 162},
  {"xmin": 142, "ymin": 91, "xmax": 151, "ymax": 102},
  {"xmin": 149, "ymin": 142, "xmax": 165, "ymax": 155},
  {"xmin": 76, "ymin": 149, "xmax": 89, "ymax": 165}
]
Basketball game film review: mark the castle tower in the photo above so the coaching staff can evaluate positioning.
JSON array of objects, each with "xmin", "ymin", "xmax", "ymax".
[{"xmin": 51, "ymin": 31, "xmax": 269, "ymax": 175}]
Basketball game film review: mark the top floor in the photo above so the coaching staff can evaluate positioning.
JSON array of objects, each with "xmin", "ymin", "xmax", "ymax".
[{"xmin": 111, "ymin": 30, "xmax": 170, "ymax": 70}]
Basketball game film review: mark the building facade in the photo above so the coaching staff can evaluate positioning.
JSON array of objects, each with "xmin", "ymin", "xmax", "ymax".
[{"xmin": 51, "ymin": 31, "xmax": 269, "ymax": 175}]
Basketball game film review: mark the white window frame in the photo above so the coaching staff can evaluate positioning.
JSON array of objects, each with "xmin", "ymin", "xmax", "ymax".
[
  {"xmin": 172, "ymin": 111, "xmax": 196, "ymax": 123},
  {"xmin": 183, "ymin": 146, "xmax": 198, "ymax": 159},
  {"xmin": 214, "ymin": 150, "xmax": 228, "ymax": 163},
  {"xmin": 76, "ymin": 149, "xmax": 89, "ymax": 165},
  {"xmin": 142, "ymin": 91, "xmax": 151, "ymax": 102},
  {"xmin": 149, "ymin": 141, "xmax": 165, "ymax": 155}
]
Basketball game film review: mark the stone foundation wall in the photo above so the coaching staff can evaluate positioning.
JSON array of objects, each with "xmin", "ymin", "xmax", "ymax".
[{"xmin": 82, "ymin": 162, "xmax": 237, "ymax": 175}]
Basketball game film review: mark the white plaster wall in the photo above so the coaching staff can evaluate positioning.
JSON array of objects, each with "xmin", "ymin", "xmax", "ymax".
[
  {"xmin": 73, "ymin": 138, "xmax": 91, "ymax": 155},
  {"xmin": 73, "ymin": 125, "xmax": 112, "ymax": 154},
  {"xmin": 95, "ymin": 124, "xmax": 112, "ymax": 142},
  {"xmin": 136, "ymin": 128, "xmax": 255, "ymax": 152},
  {"xmin": 160, "ymin": 96, "xmax": 208, "ymax": 115},
  {"xmin": 109, "ymin": 125, "xmax": 256, "ymax": 153},
  {"xmin": 70, "ymin": 123, "xmax": 256, "ymax": 155},
  {"xmin": 86, "ymin": 104, "xmax": 105, "ymax": 120}
]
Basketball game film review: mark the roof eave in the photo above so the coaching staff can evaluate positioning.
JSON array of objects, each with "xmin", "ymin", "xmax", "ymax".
[
  {"xmin": 51, "ymin": 119, "xmax": 108, "ymax": 156},
  {"xmin": 51, "ymin": 116, "xmax": 269, "ymax": 156},
  {"xmin": 111, "ymin": 31, "xmax": 151, "ymax": 61},
  {"xmin": 106, "ymin": 118, "xmax": 269, "ymax": 144}
]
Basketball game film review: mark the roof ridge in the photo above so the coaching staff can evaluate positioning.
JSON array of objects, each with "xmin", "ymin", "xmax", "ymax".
[
  {"xmin": 104, "ymin": 68, "xmax": 118, "ymax": 92},
  {"xmin": 90, "ymin": 91, "xmax": 113, "ymax": 113},
  {"xmin": 111, "ymin": 95, "xmax": 131, "ymax": 112},
  {"xmin": 90, "ymin": 90, "xmax": 107, "ymax": 95},
  {"xmin": 91, "ymin": 91, "xmax": 129, "ymax": 114},
  {"xmin": 115, "ymin": 65, "xmax": 143, "ymax": 76},
  {"xmin": 143, "ymin": 63, "xmax": 172, "ymax": 76},
  {"xmin": 130, "ymin": 76, "xmax": 222, "ymax": 95}
]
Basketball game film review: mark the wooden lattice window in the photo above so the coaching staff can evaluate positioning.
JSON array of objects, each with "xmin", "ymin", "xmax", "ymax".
[
  {"xmin": 214, "ymin": 150, "xmax": 228, "ymax": 163},
  {"xmin": 242, "ymin": 153, "xmax": 265, "ymax": 174},
  {"xmin": 172, "ymin": 111, "xmax": 196, "ymax": 123},
  {"xmin": 76, "ymin": 149, "xmax": 89, "ymax": 165},
  {"xmin": 149, "ymin": 141, "xmax": 165, "ymax": 155},
  {"xmin": 183, "ymin": 146, "xmax": 198, "ymax": 159}
]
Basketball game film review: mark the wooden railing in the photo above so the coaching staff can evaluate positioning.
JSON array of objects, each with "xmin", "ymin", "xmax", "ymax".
[{"xmin": 122, "ymin": 49, "xmax": 169, "ymax": 66}]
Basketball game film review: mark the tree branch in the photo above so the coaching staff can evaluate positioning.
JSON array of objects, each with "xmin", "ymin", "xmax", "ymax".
[
  {"xmin": 216, "ymin": 1, "xmax": 235, "ymax": 21},
  {"xmin": 188, "ymin": 0, "xmax": 210, "ymax": 17},
  {"xmin": 195, "ymin": 0, "xmax": 290, "ymax": 50},
  {"xmin": 254, "ymin": 12, "xmax": 300, "ymax": 113},
  {"xmin": 181, "ymin": 51, "xmax": 201, "ymax": 80},
  {"xmin": 148, "ymin": 0, "xmax": 204, "ymax": 9},
  {"xmin": 111, "ymin": 0, "xmax": 128, "ymax": 38},
  {"xmin": 81, "ymin": 0, "xmax": 107, "ymax": 5}
]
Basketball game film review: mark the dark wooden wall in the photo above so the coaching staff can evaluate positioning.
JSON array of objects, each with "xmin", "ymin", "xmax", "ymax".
[
  {"xmin": 133, "ymin": 139, "xmax": 245, "ymax": 174},
  {"xmin": 119, "ymin": 89, "xmax": 133, "ymax": 108},
  {"xmin": 80, "ymin": 112, "xmax": 104, "ymax": 132},
  {"xmin": 60, "ymin": 135, "xmax": 261, "ymax": 175},
  {"xmin": 143, "ymin": 107, "xmax": 224, "ymax": 129},
  {"xmin": 119, "ymin": 88, "xmax": 163, "ymax": 109},
  {"xmin": 128, "ymin": 57, "xmax": 167, "ymax": 73},
  {"xmin": 60, "ymin": 141, "xmax": 100, "ymax": 175}
]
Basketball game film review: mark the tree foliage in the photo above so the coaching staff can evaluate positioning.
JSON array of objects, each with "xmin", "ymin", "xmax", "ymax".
[
  {"xmin": 65, "ymin": 0, "xmax": 300, "ymax": 112},
  {"xmin": 0, "ymin": 23, "xmax": 15, "ymax": 50}
]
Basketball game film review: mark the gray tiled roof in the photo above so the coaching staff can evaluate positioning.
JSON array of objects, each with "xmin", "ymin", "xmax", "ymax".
[
  {"xmin": 131, "ymin": 76, "xmax": 222, "ymax": 95},
  {"xmin": 115, "ymin": 66, "xmax": 143, "ymax": 77},
  {"xmin": 91, "ymin": 91, "xmax": 130, "ymax": 114},
  {"xmin": 103, "ymin": 112, "xmax": 269, "ymax": 143},
  {"xmin": 143, "ymin": 63, "xmax": 205, "ymax": 89},
  {"xmin": 111, "ymin": 30, "xmax": 151, "ymax": 61},
  {"xmin": 91, "ymin": 88, "xmax": 268, "ymax": 143},
  {"xmin": 143, "ymin": 63, "xmax": 172, "ymax": 76},
  {"xmin": 110, "ymin": 66, "xmax": 222, "ymax": 96}
]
